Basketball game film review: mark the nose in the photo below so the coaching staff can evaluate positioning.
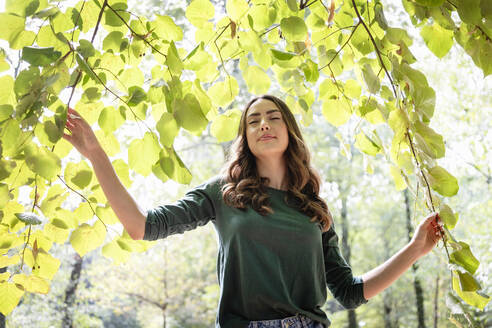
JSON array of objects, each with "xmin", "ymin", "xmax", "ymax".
[{"xmin": 260, "ymin": 118, "xmax": 270, "ymax": 131}]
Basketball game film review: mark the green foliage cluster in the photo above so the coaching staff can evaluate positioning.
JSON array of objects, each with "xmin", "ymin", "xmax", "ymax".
[{"xmin": 0, "ymin": 0, "xmax": 490, "ymax": 319}]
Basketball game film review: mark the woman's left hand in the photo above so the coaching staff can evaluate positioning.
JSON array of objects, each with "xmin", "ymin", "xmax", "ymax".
[{"xmin": 410, "ymin": 212, "xmax": 444, "ymax": 258}]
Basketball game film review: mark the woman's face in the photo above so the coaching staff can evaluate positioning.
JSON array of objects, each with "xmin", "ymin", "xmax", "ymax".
[{"xmin": 245, "ymin": 98, "xmax": 289, "ymax": 160}]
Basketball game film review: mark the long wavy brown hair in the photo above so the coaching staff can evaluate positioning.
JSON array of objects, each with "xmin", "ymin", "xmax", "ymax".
[{"xmin": 220, "ymin": 95, "xmax": 333, "ymax": 232}]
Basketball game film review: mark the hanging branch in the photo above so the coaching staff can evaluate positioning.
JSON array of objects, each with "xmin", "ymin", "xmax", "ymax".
[
  {"xmin": 67, "ymin": 0, "xmax": 107, "ymax": 109},
  {"xmin": 351, "ymin": 0, "xmax": 397, "ymax": 98},
  {"xmin": 351, "ymin": 0, "xmax": 449, "ymax": 250}
]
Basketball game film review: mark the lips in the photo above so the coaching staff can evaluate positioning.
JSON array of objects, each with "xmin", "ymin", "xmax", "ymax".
[{"xmin": 259, "ymin": 134, "xmax": 276, "ymax": 141}]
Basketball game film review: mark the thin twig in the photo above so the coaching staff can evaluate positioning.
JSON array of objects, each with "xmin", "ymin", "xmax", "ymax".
[
  {"xmin": 213, "ymin": 23, "xmax": 232, "ymax": 88},
  {"xmin": 406, "ymin": 131, "xmax": 450, "ymax": 257},
  {"xmin": 351, "ymin": 0, "xmax": 398, "ymax": 98},
  {"xmin": 57, "ymin": 175, "xmax": 108, "ymax": 231},
  {"xmin": 91, "ymin": 0, "xmax": 108, "ymax": 43},
  {"xmin": 318, "ymin": 22, "xmax": 360, "ymax": 71},
  {"xmin": 259, "ymin": 24, "xmax": 280, "ymax": 37},
  {"xmin": 106, "ymin": 3, "xmax": 167, "ymax": 59}
]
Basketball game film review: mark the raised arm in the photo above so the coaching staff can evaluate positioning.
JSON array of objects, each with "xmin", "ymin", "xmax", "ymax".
[
  {"xmin": 63, "ymin": 108, "xmax": 146, "ymax": 240},
  {"xmin": 361, "ymin": 212, "xmax": 442, "ymax": 299}
]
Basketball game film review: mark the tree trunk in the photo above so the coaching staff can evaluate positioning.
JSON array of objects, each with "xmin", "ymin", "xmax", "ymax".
[
  {"xmin": 340, "ymin": 196, "xmax": 358, "ymax": 328},
  {"xmin": 0, "ymin": 267, "xmax": 5, "ymax": 328},
  {"xmin": 383, "ymin": 294, "xmax": 393, "ymax": 328},
  {"xmin": 404, "ymin": 189, "xmax": 426, "ymax": 328},
  {"xmin": 433, "ymin": 275, "xmax": 439, "ymax": 328},
  {"xmin": 62, "ymin": 254, "xmax": 83, "ymax": 328},
  {"xmin": 162, "ymin": 244, "xmax": 167, "ymax": 328}
]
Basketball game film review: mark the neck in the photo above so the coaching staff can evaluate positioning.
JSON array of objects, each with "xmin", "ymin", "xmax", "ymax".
[{"xmin": 256, "ymin": 155, "xmax": 288, "ymax": 190}]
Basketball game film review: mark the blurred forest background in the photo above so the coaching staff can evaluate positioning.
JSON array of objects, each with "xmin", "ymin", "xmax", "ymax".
[{"xmin": 2, "ymin": 0, "xmax": 491, "ymax": 327}]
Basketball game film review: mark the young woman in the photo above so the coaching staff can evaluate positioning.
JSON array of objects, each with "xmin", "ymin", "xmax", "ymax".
[{"xmin": 63, "ymin": 95, "xmax": 443, "ymax": 328}]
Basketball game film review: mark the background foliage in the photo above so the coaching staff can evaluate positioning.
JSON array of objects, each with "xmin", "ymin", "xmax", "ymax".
[{"xmin": 0, "ymin": 0, "xmax": 491, "ymax": 326}]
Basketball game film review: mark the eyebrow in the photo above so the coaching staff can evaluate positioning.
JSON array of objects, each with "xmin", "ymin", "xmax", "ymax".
[{"xmin": 247, "ymin": 109, "xmax": 280, "ymax": 118}]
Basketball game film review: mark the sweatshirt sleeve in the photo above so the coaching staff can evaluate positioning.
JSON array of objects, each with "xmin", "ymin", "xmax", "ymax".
[
  {"xmin": 322, "ymin": 225, "xmax": 368, "ymax": 309},
  {"xmin": 143, "ymin": 177, "xmax": 222, "ymax": 241}
]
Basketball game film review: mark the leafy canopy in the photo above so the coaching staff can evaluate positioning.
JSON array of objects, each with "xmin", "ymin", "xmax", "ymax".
[{"xmin": 0, "ymin": 0, "xmax": 490, "ymax": 317}]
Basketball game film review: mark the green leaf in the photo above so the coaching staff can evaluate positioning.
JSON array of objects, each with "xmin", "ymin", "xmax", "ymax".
[
  {"xmin": 344, "ymin": 79, "xmax": 361, "ymax": 99},
  {"xmin": 0, "ymin": 13, "xmax": 25, "ymax": 46},
  {"xmin": 69, "ymin": 221, "xmax": 106, "ymax": 257},
  {"xmin": 98, "ymin": 106, "xmax": 125, "ymax": 134},
  {"xmin": 300, "ymin": 59, "xmax": 319, "ymax": 83},
  {"xmin": 414, "ymin": 0, "xmax": 445, "ymax": 6},
  {"xmin": 386, "ymin": 28, "xmax": 413, "ymax": 46},
  {"xmin": 413, "ymin": 121, "xmax": 444, "ymax": 158},
  {"xmin": 0, "ymin": 282, "xmax": 24, "ymax": 316},
  {"xmin": 12, "ymin": 274, "xmax": 50, "ymax": 294},
  {"xmin": 128, "ymin": 132, "xmax": 160, "ymax": 176},
  {"xmin": 65, "ymin": 161, "xmax": 93, "ymax": 189},
  {"xmin": 75, "ymin": 53, "xmax": 98, "ymax": 81},
  {"xmin": 159, "ymin": 148, "xmax": 192, "ymax": 184},
  {"xmin": 322, "ymin": 99, "xmax": 352, "ymax": 127},
  {"xmin": 21, "ymin": 46, "xmax": 61, "ymax": 66},
  {"xmin": 389, "ymin": 165, "xmax": 407, "ymax": 191},
  {"xmin": 15, "ymin": 212, "xmax": 42, "ymax": 225},
  {"xmin": 192, "ymin": 79, "xmax": 212, "ymax": 116},
  {"xmin": 44, "ymin": 219, "xmax": 70, "ymax": 244},
  {"xmin": 270, "ymin": 49, "xmax": 297, "ymax": 61},
  {"xmin": 210, "ymin": 109, "xmax": 241, "ymax": 142},
  {"xmin": 186, "ymin": 0, "xmax": 215, "ymax": 28},
  {"xmin": 226, "ymin": 0, "xmax": 249, "ymax": 22},
  {"xmin": 455, "ymin": 0, "xmax": 481, "ymax": 24},
  {"xmin": 413, "ymin": 86, "xmax": 435, "ymax": 122},
  {"xmin": 1, "ymin": 120, "xmax": 21, "ymax": 157},
  {"xmin": 243, "ymin": 66, "xmax": 271, "ymax": 95},
  {"xmin": 102, "ymin": 239, "xmax": 131, "ymax": 265},
  {"xmin": 420, "ymin": 24, "xmax": 453, "ymax": 58},
  {"xmin": 428, "ymin": 165, "xmax": 458, "ymax": 197},
  {"xmin": 449, "ymin": 242, "xmax": 479, "ymax": 274},
  {"xmin": 355, "ymin": 132, "xmax": 381, "ymax": 156},
  {"xmin": 24, "ymin": 248, "xmax": 60, "ymax": 280},
  {"xmin": 113, "ymin": 159, "xmax": 132, "ymax": 188},
  {"xmin": 156, "ymin": 112, "xmax": 179, "ymax": 147},
  {"xmin": 5, "ymin": 0, "xmax": 44, "ymax": 17},
  {"xmin": 104, "ymin": 2, "xmax": 130, "ymax": 27},
  {"xmin": 0, "ymin": 184, "xmax": 10, "ymax": 208},
  {"xmin": 388, "ymin": 108, "xmax": 410, "ymax": 137},
  {"xmin": 207, "ymin": 76, "xmax": 239, "ymax": 107},
  {"xmin": 81, "ymin": 87, "xmax": 101, "ymax": 103},
  {"xmin": 351, "ymin": 27, "xmax": 373, "ymax": 55},
  {"xmin": 102, "ymin": 31, "xmax": 124, "ymax": 53},
  {"xmin": 455, "ymin": 271, "xmax": 480, "ymax": 292},
  {"xmin": 25, "ymin": 145, "xmax": 61, "ymax": 181},
  {"xmin": 14, "ymin": 66, "xmax": 40, "ymax": 98},
  {"xmin": 452, "ymin": 272, "xmax": 490, "ymax": 310},
  {"xmin": 173, "ymin": 93, "xmax": 208, "ymax": 134},
  {"xmin": 127, "ymin": 86, "xmax": 147, "ymax": 106},
  {"xmin": 280, "ymin": 16, "xmax": 308, "ymax": 42},
  {"xmin": 0, "ymin": 75, "xmax": 15, "ymax": 109},
  {"xmin": 439, "ymin": 204, "xmax": 458, "ymax": 229},
  {"xmin": 166, "ymin": 41, "xmax": 183, "ymax": 77},
  {"xmin": 362, "ymin": 64, "xmax": 380, "ymax": 93},
  {"xmin": 76, "ymin": 39, "xmax": 96, "ymax": 58},
  {"xmin": 39, "ymin": 186, "xmax": 67, "ymax": 220},
  {"xmin": 0, "ymin": 254, "xmax": 19, "ymax": 268},
  {"xmin": 249, "ymin": 5, "xmax": 276, "ymax": 31},
  {"xmin": 152, "ymin": 15, "xmax": 183, "ymax": 41}
]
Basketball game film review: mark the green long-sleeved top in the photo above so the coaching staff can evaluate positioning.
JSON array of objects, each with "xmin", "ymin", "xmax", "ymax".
[{"xmin": 144, "ymin": 176, "xmax": 367, "ymax": 327}]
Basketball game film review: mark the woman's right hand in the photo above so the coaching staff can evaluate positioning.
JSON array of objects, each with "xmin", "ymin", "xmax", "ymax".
[{"xmin": 63, "ymin": 107, "xmax": 103, "ymax": 160}]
